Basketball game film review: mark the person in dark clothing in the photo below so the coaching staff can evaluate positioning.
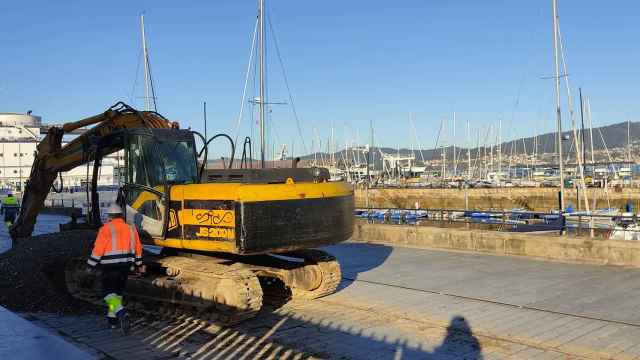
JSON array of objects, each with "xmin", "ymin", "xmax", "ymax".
[{"xmin": 1, "ymin": 193, "xmax": 19, "ymax": 226}]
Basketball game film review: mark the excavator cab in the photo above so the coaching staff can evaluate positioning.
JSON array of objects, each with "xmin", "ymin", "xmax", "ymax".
[{"xmin": 120, "ymin": 129, "xmax": 198, "ymax": 240}]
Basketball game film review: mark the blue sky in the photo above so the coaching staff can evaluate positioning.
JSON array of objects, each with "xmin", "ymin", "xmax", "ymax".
[{"xmin": 0, "ymin": 1, "xmax": 638, "ymax": 156}]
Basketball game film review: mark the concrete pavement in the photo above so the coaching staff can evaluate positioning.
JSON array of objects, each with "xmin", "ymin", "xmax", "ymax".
[
  {"xmin": 0, "ymin": 306, "xmax": 92, "ymax": 360},
  {"xmin": 324, "ymin": 242, "xmax": 640, "ymax": 359}
]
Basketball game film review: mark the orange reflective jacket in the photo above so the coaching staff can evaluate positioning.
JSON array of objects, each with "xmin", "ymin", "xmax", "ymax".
[{"xmin": 87, "ymin": 218, "xmax": 143, "ymax": 268}]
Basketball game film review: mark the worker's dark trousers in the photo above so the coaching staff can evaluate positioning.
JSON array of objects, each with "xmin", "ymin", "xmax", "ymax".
[
  {"xmin": 4, "ymin": 209, "xmax": 16, "ymax": 225},
  {"xmin": 101, "ymin": 268, "xmax": 129, "ymax": 298}
]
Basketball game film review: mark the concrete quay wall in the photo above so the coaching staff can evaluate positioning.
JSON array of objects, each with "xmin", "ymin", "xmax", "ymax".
[
  {"xmin": 352, "ymin": 221, "xmax": 640, "ymax": 267},
  {"xmin": 355, "ymin": 187, "xmax": 640, "ymax": 211}
]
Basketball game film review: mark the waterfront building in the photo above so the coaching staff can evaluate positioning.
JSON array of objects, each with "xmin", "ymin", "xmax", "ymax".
[{"xmin": 0, "ymin": 112, "xmax": 119, "ymax": 191}]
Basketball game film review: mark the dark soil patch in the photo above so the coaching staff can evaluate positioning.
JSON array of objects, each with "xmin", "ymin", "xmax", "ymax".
[{"xmin": 0, "ymin": 230, "xmax": 101, "ymax": 314}]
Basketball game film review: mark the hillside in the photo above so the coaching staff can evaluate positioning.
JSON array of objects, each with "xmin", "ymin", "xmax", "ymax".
[{"xmin": 303, "ymin": 121, "xmax": 639, "ymax": 166}]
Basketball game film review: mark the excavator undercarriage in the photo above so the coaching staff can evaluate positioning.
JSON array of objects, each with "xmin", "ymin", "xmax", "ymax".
[
  {"xmin": 14, "ymin": 103, "xmax": 353, "ymax": 324},
  {"xmin": 66, "ymin": 249, "xmax": 341, "ymax": 324}
]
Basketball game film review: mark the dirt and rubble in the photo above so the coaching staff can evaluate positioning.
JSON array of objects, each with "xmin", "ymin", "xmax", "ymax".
[{"xmin": 0, "ymin": 230, "xmax": 100, "ymax": 314}]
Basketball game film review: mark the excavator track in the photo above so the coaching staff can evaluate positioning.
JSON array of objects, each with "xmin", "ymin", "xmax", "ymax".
[
  {"xmin": 65, "ymin": 255, "xmax": 263, "ymax": 326},
  {"xmin": 64, "ymin": 249, "xmax": 341, "ymax": 325},
  {"xmin": 287, "ymin": 249, "xmax": 342, "ymax": 300}
]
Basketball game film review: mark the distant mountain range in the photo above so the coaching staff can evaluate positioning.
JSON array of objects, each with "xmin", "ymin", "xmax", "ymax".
[{"xmin": 301, "ymin": 121, "xmax": 639, "ymax": 166}]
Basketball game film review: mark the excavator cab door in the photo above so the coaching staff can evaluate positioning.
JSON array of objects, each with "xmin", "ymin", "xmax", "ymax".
[{"xmin": 123, "ymin": 131, "xmax": 169, "ymax": 240}]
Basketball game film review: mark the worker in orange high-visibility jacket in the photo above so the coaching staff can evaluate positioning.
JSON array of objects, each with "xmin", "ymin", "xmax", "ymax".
[{"xmin": 86, "ymin": 203, "xmax": 142, "ymax": 333}]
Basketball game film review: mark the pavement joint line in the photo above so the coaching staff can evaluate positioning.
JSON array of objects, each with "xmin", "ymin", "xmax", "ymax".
[
  {"xmin": 497, "ymin": 312, "xmax": 563, "ymax": 338},
  {"xmin": 517, "ymin": 315, "xmax": 583, "ymax": 344},
  {"xmin": 551, "ymin": 321, "xmax": 609, "ymax": 349},
  {"xmin": 342, "ymin": 275, "xmax": 640, "ymax": 329},
  {"xmin": 457, "ymin": 305, "xmax": 525, "ymax": 324},
  {"xmin": 479, "ymin": 307, "xmax": 539, "ymax": 329},
  {"xmin": 532, "ymin": 318, "xmax": 606, "ymax": 350}
]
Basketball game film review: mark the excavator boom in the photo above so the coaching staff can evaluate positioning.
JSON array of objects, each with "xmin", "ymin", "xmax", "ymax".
[{"xmin": 10, "ymin": 102, "xmax": 175, "ymax": 239}]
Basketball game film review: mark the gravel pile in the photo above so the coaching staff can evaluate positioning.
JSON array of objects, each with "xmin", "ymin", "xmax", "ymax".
[{"xmin": 0, "ymin": 230, "xmax": 101, "ymax": 314}]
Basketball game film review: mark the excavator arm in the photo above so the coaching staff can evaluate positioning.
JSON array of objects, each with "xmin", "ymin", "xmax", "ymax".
[{"xmin": 10, "ymin": 102, "xmax": 176, "ymax": 240}]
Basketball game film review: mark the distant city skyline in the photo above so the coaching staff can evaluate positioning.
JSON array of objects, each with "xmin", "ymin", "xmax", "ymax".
[{"xmin": 1, "ymin": 1, "xmax": 638, "ymax": 158}]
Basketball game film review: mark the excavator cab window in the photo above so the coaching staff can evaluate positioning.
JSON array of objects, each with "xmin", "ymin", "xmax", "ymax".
[
  {"xmin": 156, "ymin": 140, "xmax": 198, "ymax": 185},
  {"xmin": 124, "ymin": 133, "xmax": 168, "ymax": 239}
]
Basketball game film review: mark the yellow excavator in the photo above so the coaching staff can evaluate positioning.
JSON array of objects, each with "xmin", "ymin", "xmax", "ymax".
[{"xmin": 11, "ymin": 102, "xmax": 354, "ymax": 322}]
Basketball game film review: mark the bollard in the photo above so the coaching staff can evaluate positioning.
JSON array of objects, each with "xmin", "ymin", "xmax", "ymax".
[{"xmin": 577, "ymin": 215, "xmax": 582, "ymax": 237}]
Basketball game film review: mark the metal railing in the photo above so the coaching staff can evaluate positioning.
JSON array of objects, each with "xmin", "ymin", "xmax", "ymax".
[{"xmin": 354, "ymin": 207, "xmax": 640, "ymax": 240}]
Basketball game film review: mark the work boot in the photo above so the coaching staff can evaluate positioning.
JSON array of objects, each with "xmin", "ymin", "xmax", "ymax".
[
  {"xmin": 117, "ymin": 310, "xmax": 130, "ymax": 335},
  {"xmin": 107, "ymin": 316, "xmax": 119, "ymax": 329}
]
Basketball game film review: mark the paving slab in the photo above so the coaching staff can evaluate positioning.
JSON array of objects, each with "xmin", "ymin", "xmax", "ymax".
[{"xmin": 0, "ymin": 306, "xmax": 94, "ymax": 360}]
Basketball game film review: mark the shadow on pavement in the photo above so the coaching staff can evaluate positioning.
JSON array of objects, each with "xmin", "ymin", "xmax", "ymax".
[
  {"xmin": 431, "ymin": 316, "xmax": 483, "ymax": 360},
  {"xmin": 107, "ymin": 308, "xmax": 485, "ymax": 359},
  {"xmin": 324, "ymin": 242, "xmax": 394, "ymax": 291}
]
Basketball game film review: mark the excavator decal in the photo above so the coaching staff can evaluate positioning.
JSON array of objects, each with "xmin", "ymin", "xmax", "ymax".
[
  {"xmin": 180, "ymin": 207, "xmax": 236, "ymax": 241},
  {"xmin": 165, "ymin": 200, "xmax": 183, "ymax": 239},
  {"xmin": 167, "ymin": 209, "xmax": 179, "ymax": 231},
  {"xmin": 192, "ymin": 209, "xmax": 235, "ymax": 226},
  {"xmin": 194, "ymin": 226, "xmax": 235, "ymax": 240}
]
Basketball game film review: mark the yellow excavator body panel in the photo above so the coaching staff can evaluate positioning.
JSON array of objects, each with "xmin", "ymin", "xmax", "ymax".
[{"xmin": 135, "ymin": 181, "xmax": 354, "ymax": 255}]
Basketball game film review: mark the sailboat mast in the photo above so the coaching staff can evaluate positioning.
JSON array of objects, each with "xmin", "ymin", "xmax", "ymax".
[
  {"xmin": 467, "ymin": 120, "xmax": 471, "ymax": 180},
  {"xmin": 587, "ymin": 98, "xmax": 595, "ymax": 165},
  {"xmin": 369, "ymin": 120, "xmax": 374, "ymax": 182},
  {"xmin": 498, "ymin": 118, "xmax": 502, "ymax": 176},
  {"xmin": 258, "ymin": 0, "xmax": 267, "ymax": 168},
  {"xmin": 475, "ymin": 129, "xmax": 481, "ymax": 179},
  {"xmin": 489, "ymin": 124, "xmax": 494, "ymax": 173},
  {"xmin": 552, "ymin": 0, "xmax": 565, "ymax": 211},
  {"xmin": 442, "ymin": 119, "xmax": 446, "ymax": 180},
  {"xmin": 579, "ymin": 88, "xmax": 586, "ymax": 175},
  {"xmin": 627, "ymin": 119, "xmax": 631, "ymax": 163},
  {"xmin": 452, "ymin": 112, "xmax": 457, "ymax": 177},
  {"xmin": 141, "ymin": 14, "xmax": 151, "ymax": 111}
]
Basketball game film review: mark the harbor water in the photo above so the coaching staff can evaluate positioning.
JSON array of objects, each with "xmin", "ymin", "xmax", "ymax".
[{"xmin": 0, "ymin": 214, "xmax": 70, "ymax": 254}]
